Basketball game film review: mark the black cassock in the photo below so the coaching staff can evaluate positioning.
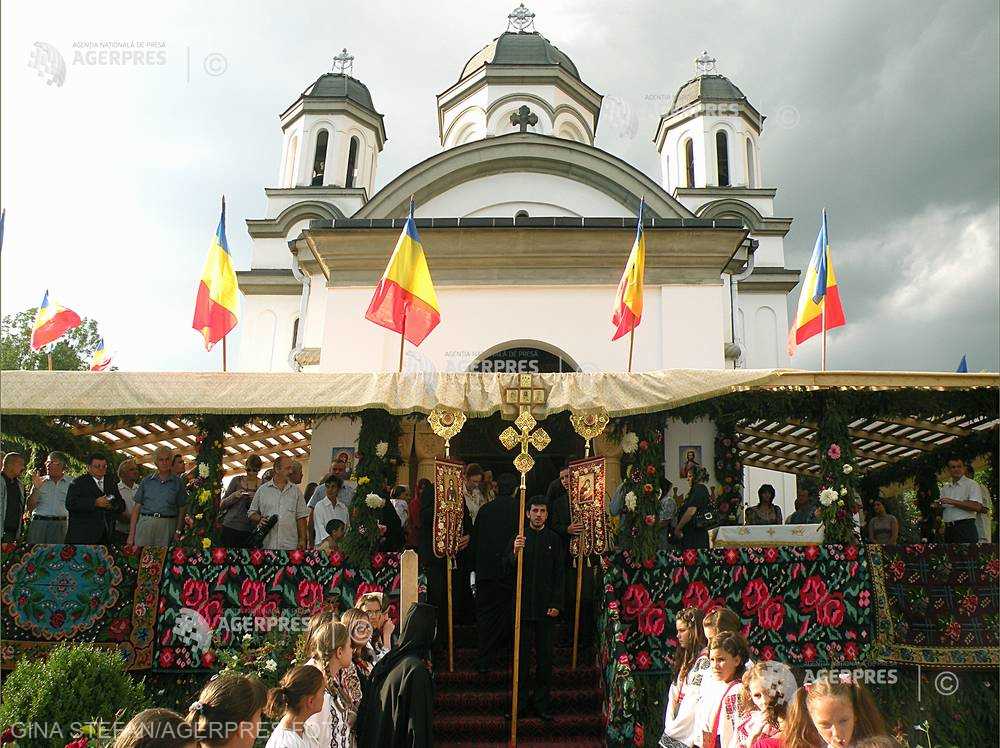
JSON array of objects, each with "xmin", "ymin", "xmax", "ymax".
[
  {"xmin": 505, "ymin": 524, "xmax": 565, "ymax": 713},
  {"xmin": 470, "ymin": 484, "xmax": 518, "ymax": 669},
  {"xmin": 357, "ymin": 602, "xmax": 437, "ymax": 748}
]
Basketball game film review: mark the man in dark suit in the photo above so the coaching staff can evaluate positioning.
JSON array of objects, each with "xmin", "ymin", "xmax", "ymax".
[
  {"xmin": 471, "ymin": 472, "xmax": 519, "ymax": 673},
  {"xmin": 65, "ymin": 453, "xmax": 125, "ymax": 545}
]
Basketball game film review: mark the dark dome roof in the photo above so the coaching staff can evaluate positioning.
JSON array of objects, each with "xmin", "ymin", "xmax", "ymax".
[
  {"xmin": 669, "ymin": 74, "xmax": 749, "ymax": 114},
  {"xmin": 460, "ymin": 31, "xmax": 580, "ymax": 81},
  {"xmin": 301, "ymin": 72, "xmax": 378, "ymax": 113}
]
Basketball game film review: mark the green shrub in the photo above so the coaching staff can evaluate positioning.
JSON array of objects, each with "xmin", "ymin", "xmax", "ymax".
[{"xmin": 0, "ymin": 644, "xmax": 148, "ymax": 748}]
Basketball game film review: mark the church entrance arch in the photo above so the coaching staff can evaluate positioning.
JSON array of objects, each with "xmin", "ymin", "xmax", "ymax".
[{"xmin": 467, "ymin": 339, "xmax": 581, "ymax": 374}]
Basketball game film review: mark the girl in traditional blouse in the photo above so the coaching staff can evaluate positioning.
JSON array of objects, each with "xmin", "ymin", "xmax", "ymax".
[
  {"xmin": 700, "ymin": 632, "xmax": 749, "ymax": 748},
  {"xmin": 659, "ymin": 606, "xmax": 710, "ymax": 748},
  {"xmin": 733, "ymin": 661, "xmax": 797, "ymax": 748},
  {"xmin": 265, "ymin": 665, "xmax": 326, "ymax": 748},
  {"xmin": 303, "ymin": 621, "xmax": 356, "ymax": 748}
]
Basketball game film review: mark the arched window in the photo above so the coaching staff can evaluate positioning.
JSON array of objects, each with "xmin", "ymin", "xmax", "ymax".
[
  {"xmin": 284, "ymin": 135, "xmax": 298, "ymax": 188},
  {"xmin": 684, "ymin": 139, "xmax": 695, "ymax": 188},
  {"xmin": 746, "ymin": 138, "xmax": 755, "ymax": 188},
  {"xmin": 514, "ymin": 210, "xmax": 529, "ymax": 221},
  {"xmin": 345, "ymin": 136, "xmax": 360, "ymax": 188},
  {"xmin": 716, "ymin": 130, "xmax": 730, "ymax": 187},
  {"xmin": 311, "ymin": 130, "xmax": 329, "ymax": 186}
]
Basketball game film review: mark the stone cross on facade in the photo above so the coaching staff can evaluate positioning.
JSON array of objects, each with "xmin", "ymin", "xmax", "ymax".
[{"xmin": 510, "ymin": 105, "xmax": 538, "ymax": 133}]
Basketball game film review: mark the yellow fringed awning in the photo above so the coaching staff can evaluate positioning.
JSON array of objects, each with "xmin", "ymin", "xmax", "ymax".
[{"xmin": 0, "ymin": 369, "xmax": 996, "ymax": 418}]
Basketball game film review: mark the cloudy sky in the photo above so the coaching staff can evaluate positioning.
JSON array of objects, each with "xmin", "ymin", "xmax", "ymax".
[{"xmin": 2, "ymin": 0, "xmax": 997, "ymax": 373}]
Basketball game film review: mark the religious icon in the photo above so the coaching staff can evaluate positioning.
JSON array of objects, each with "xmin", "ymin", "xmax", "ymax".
[
  {"xmin": 679, "ymin": 445, "xmax": 702, "ymax": 479},
  {"xmin": 433, "ymin": 458, "xmax": 465, "ymax": 558},
  {"xmin": 330, "ymin": 447, "xmax": 357, "ymax": 475},
  {"xmin": 567, "ymin": 456, "xmax": 609, "ymax": 558}
]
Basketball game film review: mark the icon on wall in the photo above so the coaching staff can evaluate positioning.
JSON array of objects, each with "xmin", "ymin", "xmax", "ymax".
[{"xmin": 679, "ymin": 445, "xmax": 702, "ymax": 479}]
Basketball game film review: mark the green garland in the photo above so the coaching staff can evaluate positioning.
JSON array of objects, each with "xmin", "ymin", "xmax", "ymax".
[
  {"xmin": 713, "ymin": 421, "xmax": 744, "ymax": 526},
  {"xmin": 609, "ymin": 414, "xmax": 667, "ymax": 563},
  {"xmin": 176, "ymin": 415, "xmax": 244, "ymax": 549},
  {"xmin": 814, "ymin": 392, "xmax": 862, "ymax": 544},
  {"xmin": 340, "ymin": 409, "xmax": 402, "ymax": 568}
]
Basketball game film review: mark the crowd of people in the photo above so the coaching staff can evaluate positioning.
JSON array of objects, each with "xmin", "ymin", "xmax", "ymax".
[
  {"xmin": 659, "ymin": 605, "xmax": 897, "ymax": 748},
  {"xmin": 90, "ymin": 595, "xmax": 435, "ymax": 748}
]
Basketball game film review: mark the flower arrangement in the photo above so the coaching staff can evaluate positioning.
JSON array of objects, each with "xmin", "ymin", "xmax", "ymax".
[
  {"xmin": 816, "ymin": 397, "xmax": 862, "ymax": 544},
  {"xmin": 375, "ymin": 441, "xmax": 389, "ymax": 458},
  {"xmin": 714, "ymin": 426, "xmax": 744, "ymax": 527},
  {"xmin": 620, "ymin": 431, "xmax": 640, "ymax": 454},
  {"xmin": 365, "ymin": 493, "xmax": 385, "ymax": 509}
]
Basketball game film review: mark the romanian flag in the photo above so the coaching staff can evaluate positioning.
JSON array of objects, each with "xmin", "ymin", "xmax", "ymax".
[
  {"xmin": 611, "ymin": 199, "xmax": 646, "ymax": 341},
  {"xmin": 788, "ymin": 210, "xmax": 846, "ymax": 356},
  {"xmin": 365, "ymin": 200, "xmax": 441, "ymax": 346},
  {"xmin": 90, "ymin": 338, "xmax": 112, "ymax": 371},
  {"xmin": 192, "ymin": 198, "xmax": 239, "ymax": 351},
  {"xmin": 30, "ymin": 290, "xmax": 81, "ymax": 351}
]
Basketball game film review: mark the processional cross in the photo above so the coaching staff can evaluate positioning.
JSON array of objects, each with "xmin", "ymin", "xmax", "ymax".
[
  {"xmin": 499, "ymin": 374, "xmax": 549, "ymax": 746},
  {"xmin": 510, "ymin": 105, "xmax": 538, "ymax": 133}
]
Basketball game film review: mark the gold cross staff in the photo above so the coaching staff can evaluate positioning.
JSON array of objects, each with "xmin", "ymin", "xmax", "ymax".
[{"xmin": 499, "ymin": 374, "xmax": 549, "ymax": 747}]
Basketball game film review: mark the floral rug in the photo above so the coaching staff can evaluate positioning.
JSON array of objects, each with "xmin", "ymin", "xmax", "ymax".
[
  {"xmin": 869, "ymin": 543, "xmax": 999, "ymax": 667},
  {"xmin": 0, "ymin": 542, "xmax": 165, "ymax": 669}
]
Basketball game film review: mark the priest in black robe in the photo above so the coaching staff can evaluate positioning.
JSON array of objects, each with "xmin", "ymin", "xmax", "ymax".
[
  {"xmin": 356, "ymin": 602, "xmax": 437, "ymax": 748},
  {"xmin": 470, "ymin": 472, "xmax": 519, "ymax": 672},
  {"xmin": 507, "ymin": 495, "xmax": 565, "ymax": 721}
]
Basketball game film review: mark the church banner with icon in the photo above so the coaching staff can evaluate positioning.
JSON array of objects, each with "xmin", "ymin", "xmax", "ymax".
[
  {"xmin": 433, "ymin": 458, "xmax": 466, "ymax": 559},
  {"xmin": 568, "ymin": 456, "xmax": 610, "ymax": 559}
]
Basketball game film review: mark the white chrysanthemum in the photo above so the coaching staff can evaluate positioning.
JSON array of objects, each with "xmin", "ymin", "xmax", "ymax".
[
  {"xmin": 198, "ymin": 463, "xmax": 210, "ymax": 478},
  {"xmin": 624, "ymin": 492, "xmax": 637, "ymax": 512},
  {"xmin": 819, "ymin": 488, "xmax": 838, "ymax": 506},
  {"xmin": 375, "ymin": 441, "xmax": 389, "ymax": 458},
  {"xmin": 620, "ymin": 432, "xmax": 639, "ymax": 454},
  {"xmin": 842, "ymin": 464, "xmax": 854, "ymax": 475},
  {"xmin": 365, "ymin": 493, "xmax": 385, "ymax": 509},
  {"xmin": 264, "ymin": 659, "xmax": 277, "ymax": 672}
]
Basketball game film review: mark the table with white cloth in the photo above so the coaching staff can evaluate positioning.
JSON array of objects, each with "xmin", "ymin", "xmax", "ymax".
[{"xmin": 709, "ymin": 523, "xmax": 824, "ymax": 547}]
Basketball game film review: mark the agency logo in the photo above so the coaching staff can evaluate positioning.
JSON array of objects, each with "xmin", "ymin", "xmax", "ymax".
[{"xmin": 29, "ymin": 42, "xmax": 67, "ymax": 87}]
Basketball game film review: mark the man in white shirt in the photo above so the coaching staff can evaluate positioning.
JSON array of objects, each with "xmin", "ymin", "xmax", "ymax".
[
  {"xmin": 939, "ymin": 457, "xmax": 984, "ymax": 543},
  {"xmin": 312, "ymin": 475, "xmax": 349, "ymax": 546},
  {"xmin": 307, "ymin": 458, "xmax": 357, "ymax": 511},
  {"xmin": 25, "ymin": 451, "xmax": 72, "ymax": 544},
  {"xmin": 249, "ymin": 455, "xmax": 309, "ymax": 550},
  {"xmin": 115, "ymin": 459, "xmax": 141, "ymax": 544}
]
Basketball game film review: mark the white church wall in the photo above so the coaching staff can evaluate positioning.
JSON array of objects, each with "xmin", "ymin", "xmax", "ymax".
[
  {"xmin": 739, "ymin": 292, "xmax": 790, "ymax": 369},
  {"xmin": 251, "ymin": 237, "xmax": 296, "ymax": 269},
  {"xmin": 236, "ymin": 295, "xmax": 300, "ymax": 371},
  {"xmin": 315, "ymin": 283, "xmax": 731, "ymax": 374},
  {"xmin": 750, "ymin": 235, "xmax": 786, "ymax": 267},
  {"xmin": 307, "ymin": 416, "xmax": 361, "ymax": 485},
  {"xmin": 415, "ymin": 172, "xmax": 632, "ymax": 218},
  {"xmin": 660, "ymin": 285, "xmax": 726, "ymax": 368}
]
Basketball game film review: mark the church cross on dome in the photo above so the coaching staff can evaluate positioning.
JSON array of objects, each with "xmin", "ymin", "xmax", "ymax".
[
  {"xmin": 510, "ymin": 105, "xmax": 538, "ymax": 133},
  {"xmin": 695, "ymin": 50, "xmax": 717, "ymax": 75},
  {"xmin": 507, "ymin": 3, "xmax": 536, "ymax": 33},
  {"xmin": 332, "ymin": 48, "xmax": 354, "ymax": 75}
]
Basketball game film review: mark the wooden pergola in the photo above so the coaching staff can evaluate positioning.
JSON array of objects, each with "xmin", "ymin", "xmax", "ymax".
[
  {"xmin": 737, "ymin": 414, "xmax": 997, "ymax": 478},
  {"xmin": 68, "ymin": 418, "xmax": 313, "ymax": 477}
]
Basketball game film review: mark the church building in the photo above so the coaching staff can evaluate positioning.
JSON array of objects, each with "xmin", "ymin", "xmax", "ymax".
[{"xmin": 235, "ymin": 5, "xmax": 801, "ymax": 505}]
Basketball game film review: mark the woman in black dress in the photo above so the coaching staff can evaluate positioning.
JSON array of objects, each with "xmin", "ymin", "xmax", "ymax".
[{"xmin": 673, "ymin": 466, "xmax": 711, "ymax": 549}]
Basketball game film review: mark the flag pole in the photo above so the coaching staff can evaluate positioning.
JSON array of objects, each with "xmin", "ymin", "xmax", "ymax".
[
  {"xmin": 820, "ymin": 302, "xmax": 827, "ymax": 372},
  {"xmin": 398, "ymin": 312, "xmax": 406, "ymax": 373},
  {"xmin": 47, "ymin": 353, "xmax": 53, "ymax": 371},
  {"xmin": 627, "ymin": 329, "xmax": 635, "ymax": 373},
  {"xmin": 222, "ymin": 336, "xmax": 228, "ymax": 372}
]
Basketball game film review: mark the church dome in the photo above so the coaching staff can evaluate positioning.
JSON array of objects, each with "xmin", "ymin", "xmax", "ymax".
[
  {"xmin": 669, "ymin": 74, "xmax": 750, "ymax": 115},
  {"xmin": 300, "ymin": 72, "xmax": 378, "ymax": 113},
  {"xmin": 459, "ymin": 31, "xmax": 580, "ymax": 81}
]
